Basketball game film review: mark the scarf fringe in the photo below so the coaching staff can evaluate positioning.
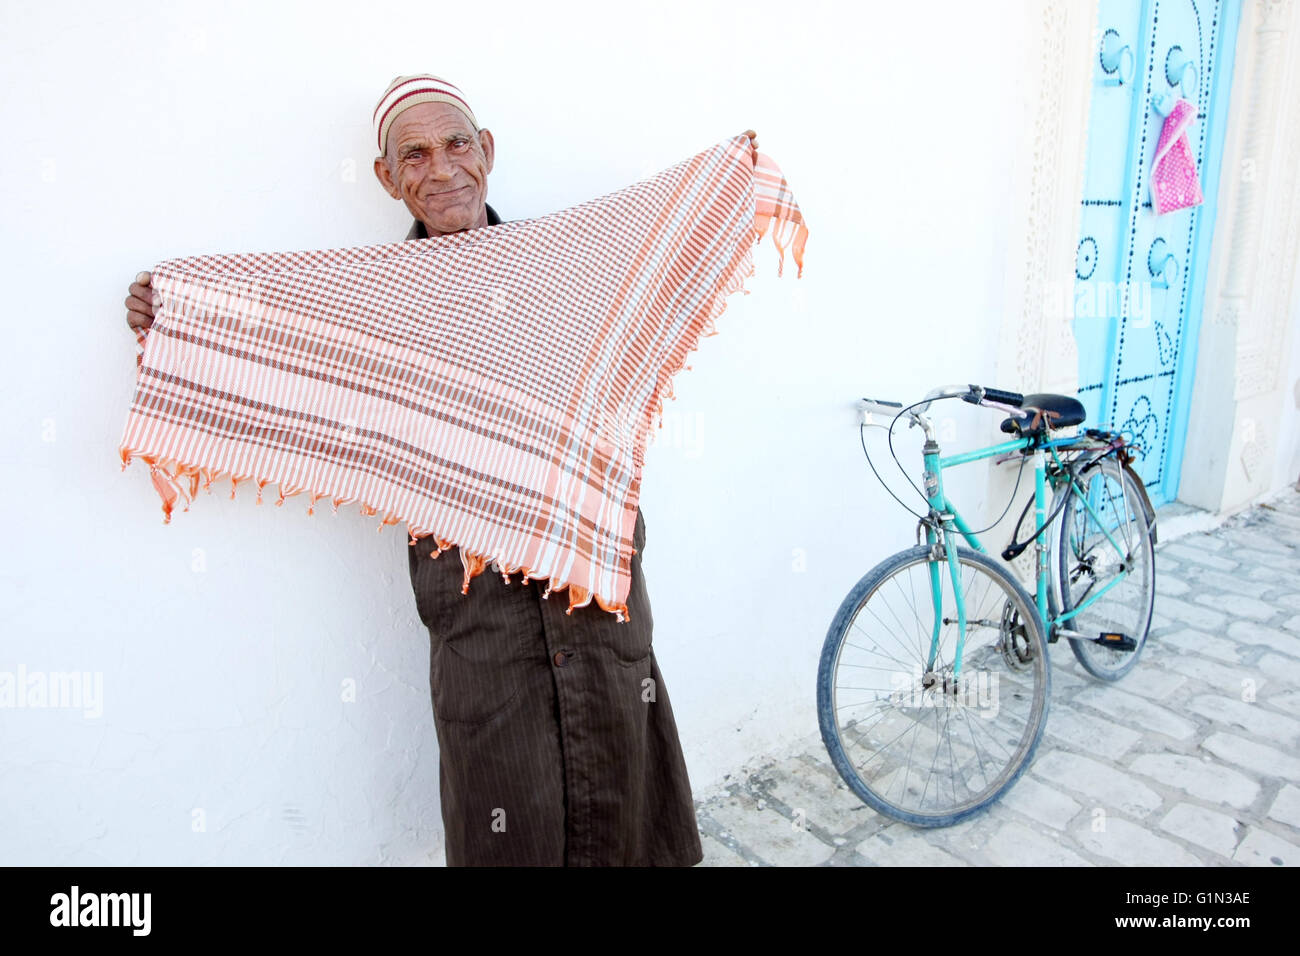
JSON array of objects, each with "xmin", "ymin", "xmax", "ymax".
[
  {"xmin": 118, "ymin": 443, "xmax": 633, "ymax": 621},
  {"xmin": 754, "ymin": 211, "xmax": 809, "ymax": 279}
]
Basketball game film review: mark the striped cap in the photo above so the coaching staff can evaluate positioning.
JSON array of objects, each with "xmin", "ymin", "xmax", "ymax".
[{"xmin": 373, "ymin": 74, "xmax": 479, "ymax": 156}]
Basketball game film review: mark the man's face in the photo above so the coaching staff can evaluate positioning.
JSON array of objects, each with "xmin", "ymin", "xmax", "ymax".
[{"xmin": 373, "ymin": 102, "xmax": 495, "ymax": 236}]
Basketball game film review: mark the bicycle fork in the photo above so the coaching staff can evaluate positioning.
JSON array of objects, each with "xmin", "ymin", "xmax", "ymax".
[{"xmin": 921, "ymin": 439, "xmax": 970, "ymax": 684}]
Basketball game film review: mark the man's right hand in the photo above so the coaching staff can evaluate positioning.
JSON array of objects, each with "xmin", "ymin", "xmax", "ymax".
[{"xmin": 125, "ymin": 271, "xmax": 157, "ymax": 332}]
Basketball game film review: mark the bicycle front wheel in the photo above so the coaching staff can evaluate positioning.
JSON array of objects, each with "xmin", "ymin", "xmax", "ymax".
[
  {"xmin": 817, "ymin": 545, "xmax": 1050, "ymax": 828},
  {"xmin": 1055, "ymin": 455, "xmax": 1156, "ymax": 681}
]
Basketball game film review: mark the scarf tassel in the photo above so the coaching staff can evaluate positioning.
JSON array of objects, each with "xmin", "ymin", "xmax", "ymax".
[
  {"xmin": 148, "ymin": 460, "xmax": 188, "ymax": 523},
  {"xmin": 754, "ymin": 212, "xmax": 809, "ymax": 279}
]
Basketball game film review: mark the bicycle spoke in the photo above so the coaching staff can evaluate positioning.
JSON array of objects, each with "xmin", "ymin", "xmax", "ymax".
[
  {"xmin": 847, "ymin": 619, "xmax": 919, "ymax": 675},
  {"xmin": 905, "ymin": 563, "xmax": 929, "ymax": 671},
  {"xmin": 877, "ymin": 582, "xmax": 927, "ymax": 668},
  {"xmin": 852, "ymin": 590, "xmax": 925, "ymax": 665}
]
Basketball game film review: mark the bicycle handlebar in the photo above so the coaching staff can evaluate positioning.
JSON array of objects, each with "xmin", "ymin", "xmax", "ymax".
[
  {"xmin": 965, "ymin": 384, "xmax": 1025, "ymax": 408},
  {"xmin": 860, "ymin": 384, "xmax": 1026, "ymax": 420},
  {"xmin": 857, "ymin": 397, "xmax": 904, "ymax": 418}
]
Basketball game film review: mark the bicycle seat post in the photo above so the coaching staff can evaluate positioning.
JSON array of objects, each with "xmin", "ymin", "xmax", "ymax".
[{"xmin": 1032, "ymin": 445, "xmax": 1050, "ymax": 620}]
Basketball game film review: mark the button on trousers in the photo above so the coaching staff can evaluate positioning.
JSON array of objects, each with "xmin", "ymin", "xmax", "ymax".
[{"xmin": 407, "ymin": 509, "xmax": 703, "ymax": 866}]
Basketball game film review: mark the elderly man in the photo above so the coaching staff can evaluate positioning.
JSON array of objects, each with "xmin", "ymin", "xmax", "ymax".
[{"xmin": 124, "ymin": 74, "xmax": 745, "ymax": 867}]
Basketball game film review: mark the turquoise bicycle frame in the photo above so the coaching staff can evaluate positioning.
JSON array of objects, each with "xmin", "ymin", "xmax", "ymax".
[{"xmin": 919, "ymin": 434, "xmax": 1132, "ymax": 680}]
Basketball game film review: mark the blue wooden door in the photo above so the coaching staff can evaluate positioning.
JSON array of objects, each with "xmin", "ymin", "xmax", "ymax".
[{"xmin": 1073, "ymin": 0, "xmax": 1240, "ymax": 506}]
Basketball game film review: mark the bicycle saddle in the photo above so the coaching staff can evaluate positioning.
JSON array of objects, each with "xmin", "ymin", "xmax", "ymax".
[{"xmin": 999, "ymin": 393, "xmax": 1086, "ymax": 434}]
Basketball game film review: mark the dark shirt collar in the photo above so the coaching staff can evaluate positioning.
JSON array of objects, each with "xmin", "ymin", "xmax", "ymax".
[{"xmin": 405, "ymin": 203, "xmax": 502, "ymax": 240}]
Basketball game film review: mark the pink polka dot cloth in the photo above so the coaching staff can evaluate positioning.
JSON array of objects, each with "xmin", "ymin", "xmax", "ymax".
[{"xmin": 1151, "ymin": 97, "xmax": 1204, "ymax": 216}]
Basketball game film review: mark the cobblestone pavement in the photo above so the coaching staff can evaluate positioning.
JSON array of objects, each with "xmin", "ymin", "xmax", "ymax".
[{"xmin": 693, "ymin": 489, "xmax": 1300, "ymax": 866}]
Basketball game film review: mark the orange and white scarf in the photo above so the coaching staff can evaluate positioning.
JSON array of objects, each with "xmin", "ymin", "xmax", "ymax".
[{"xmin": 119, "ymin": 133, "xmax": 807, "ymax": 619}]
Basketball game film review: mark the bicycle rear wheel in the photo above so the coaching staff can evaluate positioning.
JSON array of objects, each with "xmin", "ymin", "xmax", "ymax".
[
  {"xmin": 817, "ymin": 544, "xmax": 1050, "ymax": 827},
  {"xmin": 1054, "ymin": 455, "xmax": 1156, "ymax": 681}
]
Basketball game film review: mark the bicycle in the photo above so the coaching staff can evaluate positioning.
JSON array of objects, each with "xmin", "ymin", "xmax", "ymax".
[{"xmin": 816, "ymin": 383, "xmax": 1157, "ymax": 827}]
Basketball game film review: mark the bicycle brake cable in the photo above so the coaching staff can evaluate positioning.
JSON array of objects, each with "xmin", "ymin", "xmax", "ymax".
[
  {"xmin": 862, "ymin": 393, "xmax": 1052, "ymax": 534},
  {"xmin": 964, "ymin": 450, "xmax": 1029, "ymax": 536},
  {"xmin": 859, "ymin": 422, "xmax": 927, "ymax": 520},
  {"xmin": 886, "ymin": 396, "xmax": 958, "ymax": 507},
  {"xmin": 1001, "ymin": 454, "xmax": 1080, "ymax": 560}
]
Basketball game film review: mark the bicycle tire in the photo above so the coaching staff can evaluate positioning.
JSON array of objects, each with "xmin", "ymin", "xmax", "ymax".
[
  {"xmin": 817, "ymin": 544, "xmax": 1050, "ymax": 827},
  {"xmin": 1053, "ymin": 455, "xmax": 1156, "ymax": 681}
]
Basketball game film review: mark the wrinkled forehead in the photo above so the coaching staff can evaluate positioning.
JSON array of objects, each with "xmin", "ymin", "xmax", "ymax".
[{"xmin": 386, "ymin": 102, "xmax": 478, "ymax": 151}]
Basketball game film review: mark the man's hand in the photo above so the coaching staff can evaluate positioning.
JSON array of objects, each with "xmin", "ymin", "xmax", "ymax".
[
  {"xmin": 743, "ymin": 129, "xmax": 759, "ymax": 151},
  {"xmin": 125, "ymin": 271, "xmax": 157, "ymax": 332}
]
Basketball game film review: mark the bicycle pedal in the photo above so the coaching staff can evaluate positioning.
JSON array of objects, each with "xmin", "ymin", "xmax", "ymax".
[{"xmin": 1095, "ymin": 631, "xmax": 1137, "ymax": 652}]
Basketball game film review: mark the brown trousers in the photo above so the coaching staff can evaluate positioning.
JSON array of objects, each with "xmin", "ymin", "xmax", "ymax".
[{"xmin": 407, "ymin": 509, "xmax": 703, "ymax": 866}]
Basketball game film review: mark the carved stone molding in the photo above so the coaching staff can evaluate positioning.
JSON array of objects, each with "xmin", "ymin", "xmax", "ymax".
[
  {"xmin": 1258, "ymin": 0, "xmax": 1290, "ymax": 30},
  {"xmin": 1220, "ymin": 0, "xmax": 1298, "ymax": 403},
  {"xmin": 1182, "ymin": 0, "xmax": 1300, "ymax": 510},
  {"xmin": 993, "ymin": 0, "xmax": 1097, "ymax": 579},
  {"xmin": 1214, "ymin": 296, "xmax": 1244, "ymax": 325},
  {"xmin": 1004, "ymin": 0, "xmax": 1094, "ymax": 399}
]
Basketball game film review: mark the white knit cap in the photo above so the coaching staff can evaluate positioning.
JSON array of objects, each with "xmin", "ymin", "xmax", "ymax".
[{"xmin": 373, "ymin": 74, "xmax": 479, "ymax": 156}]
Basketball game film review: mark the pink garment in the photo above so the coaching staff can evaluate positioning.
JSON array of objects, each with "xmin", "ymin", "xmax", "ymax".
[{"xmin": 1151, "ymin": 98, "xmax": 1204, "ymax": 215}]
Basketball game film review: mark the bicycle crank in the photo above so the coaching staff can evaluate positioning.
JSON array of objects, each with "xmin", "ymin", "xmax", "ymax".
[{"xmin": 996, "ymin": 601, "xmax": 1036, "ymax": 672}]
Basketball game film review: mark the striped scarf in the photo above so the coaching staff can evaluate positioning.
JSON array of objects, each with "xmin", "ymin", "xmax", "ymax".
[{"xmin": 119, "ymin": 133, "xmax": 807, "ymax": 619}]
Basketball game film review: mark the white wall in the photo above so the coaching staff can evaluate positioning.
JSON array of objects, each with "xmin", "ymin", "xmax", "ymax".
[
  {"xmin": 1271, "ymin": 251, "xmax": 1300, "ymax": 494},
  {"xmin": 0, "ymin": 0, "xmax": 1031, "ymax": 864}
]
